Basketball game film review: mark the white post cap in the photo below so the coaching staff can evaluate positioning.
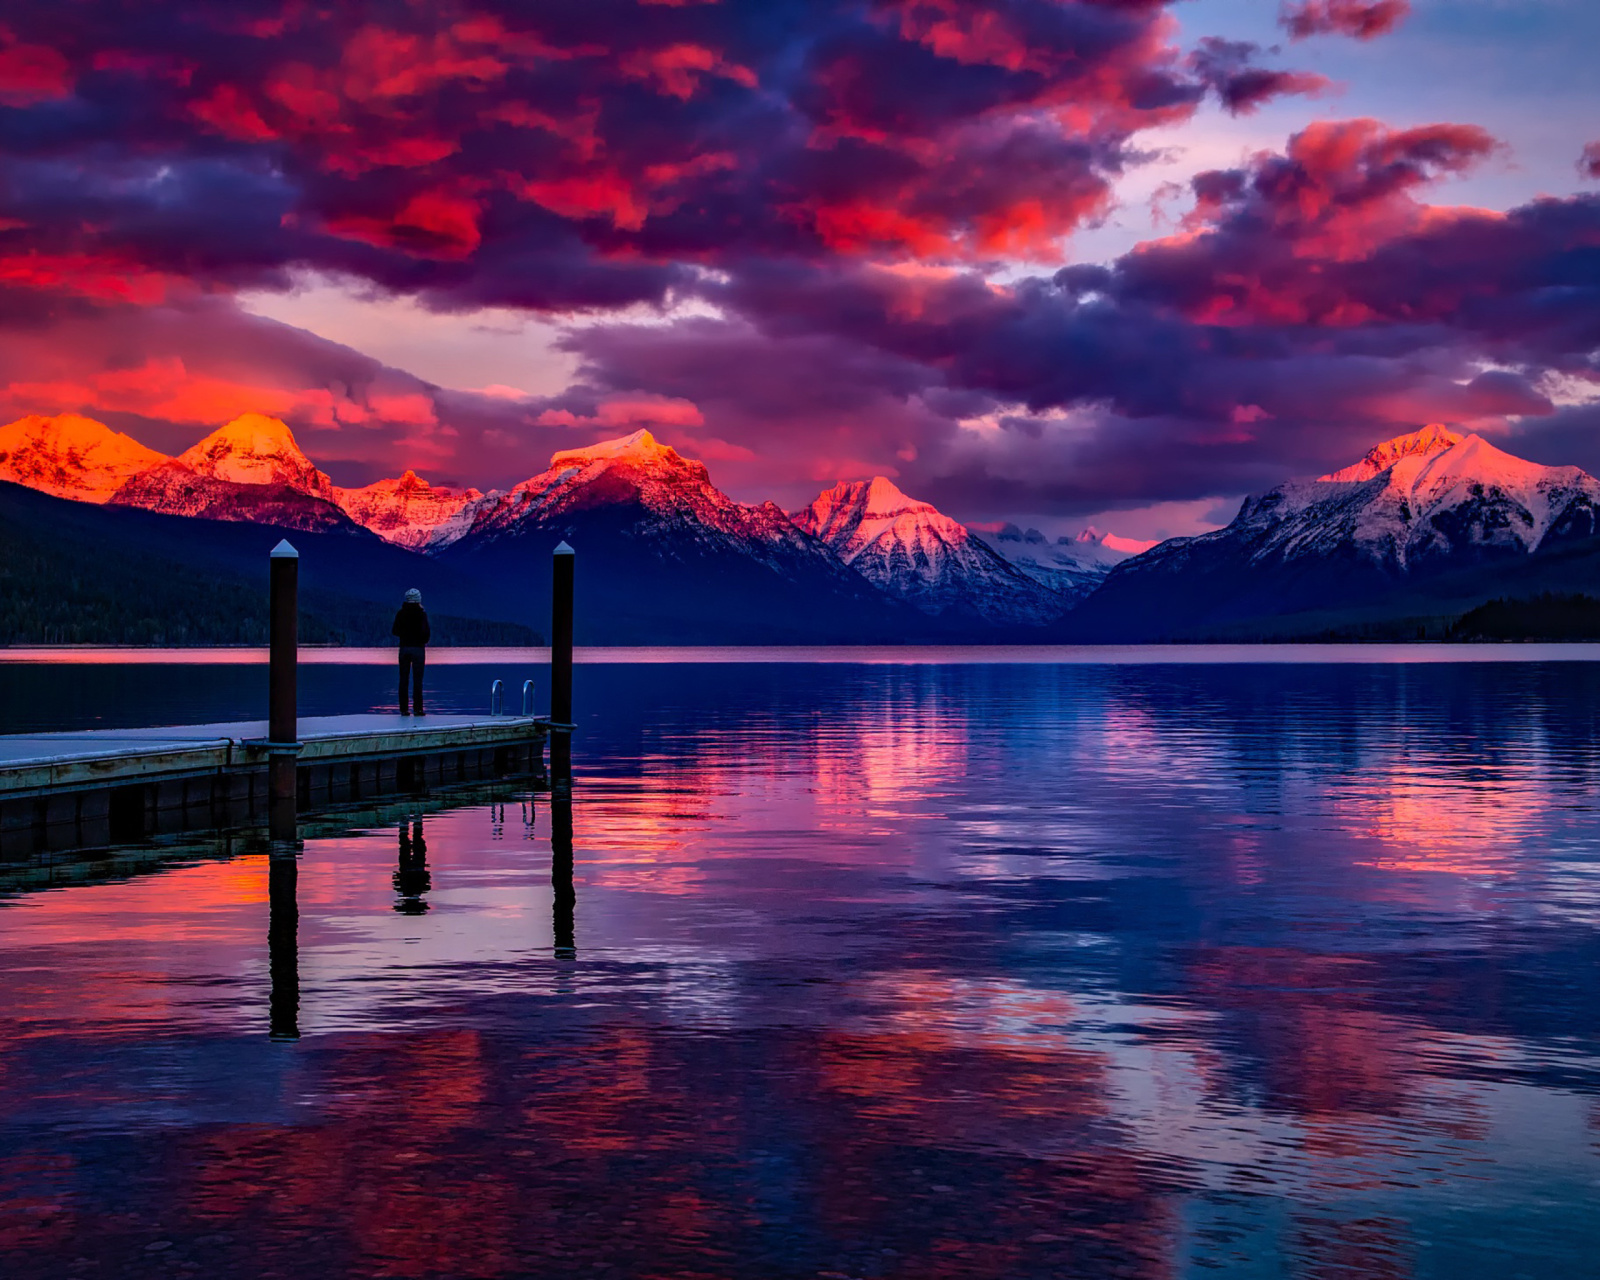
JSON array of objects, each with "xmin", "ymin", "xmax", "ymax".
[
  {"xmin": 270, "ymin": 540, "xmax": 300, "ymax": 559},
  {"xmin": 554, "ymin": 541, "xmax": 575, "ymax": 555}
]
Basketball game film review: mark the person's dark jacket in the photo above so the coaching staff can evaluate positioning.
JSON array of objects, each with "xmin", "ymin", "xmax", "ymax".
[{"xmin": 392, "ymin": 602, "xmax": 431, "ymax": 647}]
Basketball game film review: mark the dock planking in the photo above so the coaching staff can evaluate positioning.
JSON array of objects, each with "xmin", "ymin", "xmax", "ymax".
[{"xmin": 0, "ymin": 714, "xmax": 548, "ymax": 856}]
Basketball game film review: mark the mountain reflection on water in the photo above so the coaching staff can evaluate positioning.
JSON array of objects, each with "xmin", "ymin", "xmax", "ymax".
[{"xmin": 2, "ymin": 657, "xmax": 1599, "ymax": 1279}]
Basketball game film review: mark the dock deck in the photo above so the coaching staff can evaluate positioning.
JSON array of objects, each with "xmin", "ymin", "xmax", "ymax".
[{"xmin": 0, "ymin": 713, "xmax": 548, "ymax": 855}]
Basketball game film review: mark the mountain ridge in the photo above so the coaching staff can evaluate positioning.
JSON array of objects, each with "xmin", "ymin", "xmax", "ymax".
[
  {"xmin": 793, "ymin": 477, "xmax": 1068, "ymax": 625},
  {"xmin": 0, "ymin": 413, "xmax": 169, "ymax": 502},
  {"xmin": 1068, "ymin": 425, "xmax": 1600, "ymax": 641}
]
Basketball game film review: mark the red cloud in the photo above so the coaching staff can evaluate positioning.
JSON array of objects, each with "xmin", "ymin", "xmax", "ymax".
[
  {"xmin": 1177, "ymin": 118, "xmax": 1499, "ymax": 272},
  {"xmin": 327, "ymin": 190, "xmax": 484, "ymax": 258},
  {"xmin": 0, "ymin": 30, "xmax": 72, "ymax": 106},
  {"xmin": 536, "ymin": 395, "xmax": 705, "ymax": 431},
  {"xmin": 877, "ymin": 0, "xmax": 1047, "ymax": 73},
  {"xmin": 0, "ymin": 251, "xmax": 178, "ymax": 305},
  {"xmin": 1, "ymin": 357, "xmax": 441, "ymax": 434},
  {"xmin": 0, "ymin": 0, "xmax": 1244, "ymax": 299},
  {"xmin": 621, "ymin": 43, "xmax": 758, "ymax": 99},
  {"xmin": 190, "ymin": 84, "xmax": 279, "ymax": 142},
  {"xmin": 1281, "ymin": 0, "xmax": 1410, "ymax": 41}
]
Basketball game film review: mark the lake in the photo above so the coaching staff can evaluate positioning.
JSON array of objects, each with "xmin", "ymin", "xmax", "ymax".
[{"xmin": 2, "ymin": 649, "xmax": 1599, "ymax": 1279}]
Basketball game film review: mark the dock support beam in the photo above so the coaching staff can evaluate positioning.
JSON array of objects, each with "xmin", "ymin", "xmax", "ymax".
[
  {"xmin": 551, "ymin": 541, "xmax": 575, "ymax": 792},
  {"xmin": 268, "ymin": 540, "xmax": 300, "ymax": 843}
]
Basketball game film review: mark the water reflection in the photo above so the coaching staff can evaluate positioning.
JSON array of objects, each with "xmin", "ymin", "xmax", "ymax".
[
  {"xmin": 267, "ymin": 854, "xmax": 299, "ymax": 1042},
  {"xmin": 393, "ymin": 817, "xmax": 431, "ymax": 915},
  {"xmin": 551, "ymin": 796, "xmax": 575, "ymax": 959},
  {"xmin": 1, "ymin": 659, "xmax": 1599, "ymax": 1278}
]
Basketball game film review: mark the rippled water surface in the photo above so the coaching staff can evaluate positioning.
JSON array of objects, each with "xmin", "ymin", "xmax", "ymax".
[{"xmin": 3, "ymin": 654, "xmax": 1600, "ymax": 1279}]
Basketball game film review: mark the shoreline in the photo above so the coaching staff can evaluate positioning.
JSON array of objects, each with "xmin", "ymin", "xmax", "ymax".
[{"xmin": 3, "ymin": 642, "xmax": 1600, "ymax": 665}]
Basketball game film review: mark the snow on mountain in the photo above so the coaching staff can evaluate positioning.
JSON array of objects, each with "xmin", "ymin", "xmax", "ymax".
[
  {"xmin": 110, "ymin": 414, "xmax": 358, "ymax": 532},
  {"xmin": 1321, "ymin": 423, "xmax": 1461, "ymax": 483},
  {"xmin": 443, "ymin": 430, "xmax": 925, "ymax": 642},
  {"xmin": 171, "ymin": 413, "xmax": 337, "ymax": 498},
  {"xmin": 974, "ymin": 524, "xmax": 1143, "ymax": 602},
  {"xmin": 0, "ymin": 413, "xmax": 168, "ymax": 502},
  {"xmin": 335, "ymin": 470, "xmax": 486, "ymax": 551},
  {"xmin": 793, "ymin": 478, "xmax": 1067, "ymax": 625},
  {"xmin": 460, "ymin": 429, "xmax": 837, "ymax": 571},
  {"xmin": 1230, "ymin": 426, "xmax": 1600, "ymax": 570},
  {"xmin": 1071, "ymin": 425, "xmax": 1600, "ymax": 640}
]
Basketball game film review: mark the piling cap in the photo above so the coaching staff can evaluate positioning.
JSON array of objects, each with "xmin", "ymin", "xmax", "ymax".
[
  {"xmin": 270, "ymin": 539, "xmax": 299, "ymax": 559},
  {"xmin": 554, "ymin": 541, "xmax": 575, "ymax": 556}
]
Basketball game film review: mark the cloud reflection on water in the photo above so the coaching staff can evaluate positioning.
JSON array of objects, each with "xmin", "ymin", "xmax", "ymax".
[{"xmin": 0, "ymin": 659, "xmax": 1598, "ymax": 1276}]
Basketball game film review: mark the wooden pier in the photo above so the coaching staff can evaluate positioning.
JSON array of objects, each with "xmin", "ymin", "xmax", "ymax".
[
  {"xmin": 0, "ymin": 537, "xmax": 576, "ymax": 859},
  {"xmin": 0, "ymin": 713, "xmax": 548, "ymax": 857}
]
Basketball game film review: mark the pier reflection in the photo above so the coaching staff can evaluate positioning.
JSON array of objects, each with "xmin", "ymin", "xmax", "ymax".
[
  {"xmin": 393, "ymin": 817, "xmax": 431, "ymax": 915},
  {"xmin": 551, "ymin": 796, "xmax": 575, "ymax": 959},
  {"xmin": 267, "ymin": 854, "xmax": 299, "ymax": 1042}
]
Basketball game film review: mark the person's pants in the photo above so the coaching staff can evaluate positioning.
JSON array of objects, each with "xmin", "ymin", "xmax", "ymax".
[{"xmin": 398, "ymin": 646, "xmax": 426, "ymax": 714}]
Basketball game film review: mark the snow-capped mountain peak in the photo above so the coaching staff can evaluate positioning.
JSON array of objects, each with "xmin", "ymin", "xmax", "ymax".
[
  {"xmin": 1251, "ymin": 429, "xmax": 1600, "ymax": 567},
  {"xmin": 455, "ymin": 431, "xmax": 830, "ymax": 577},
  {"xmin": 1071, "ymin": 426, "xmax": 1600, "ymax": 641},
  {"xmin": 795, "ymin": 478, "xmax": 1066, "ymax": 625},
  {"xmin": 0, "ymin": 413, "xmax": 170, "ymax": 502},
  {"xmin": 108, "ymin": 414, "xmax": 355, "ymax": 532},
  {"xmin": 173, "ymin": 414, "xmax": 335, "ymax": 499},
  {"xmin": 1321, "ymin": 423, "xmax": 1463, "ymax": 483},
  {"xmin": 974, "ymin": 522, "xmax": 1142, "ymax": 601},
  {"xmin": 861, "ymin": 476, "xmax": 934, "ymax": 519},
  {"xmin": 547, "ymin": 429, "xmax": 708, "ymax": 481},
  {"xmin": 335, "ymin": 469, "xmax": 486, "ymax": 551}
]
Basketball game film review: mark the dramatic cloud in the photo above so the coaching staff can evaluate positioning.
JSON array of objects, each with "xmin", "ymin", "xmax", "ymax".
[
  {"xmin": 564, "ymin": 116, "xmax": 1597, "ymax": 513},
  {"xmin": 0, "ymin": 0, "xmax": 1288, "ymax": 318},
  {"xmin": 1582, "ymin": 142, "xmax": 1600, "ymax": 181},
  {"xmin": 0, "ymin": 292, "xmax": 586, "ymax": 487},
  {"xmin": 1280, "ymin": 1, "xmax": 1411, "ymax": 41},
  {"xmin": 0, "ymin": 1, "xmax": 1594, "ymax": 525}
]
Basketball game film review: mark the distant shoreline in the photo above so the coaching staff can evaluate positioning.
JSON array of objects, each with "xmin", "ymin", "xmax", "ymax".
[{"xmin": 4, "ymin": 643, "xmax": 1600, "ymax": 665}]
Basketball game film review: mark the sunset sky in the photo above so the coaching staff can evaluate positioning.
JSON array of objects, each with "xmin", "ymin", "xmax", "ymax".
[{"xmin": 2, "ymin": 0, "xmax": 1596, "ymax": 540}]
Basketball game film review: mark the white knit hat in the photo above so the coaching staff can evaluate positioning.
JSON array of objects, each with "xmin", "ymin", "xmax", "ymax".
[{"xmin": 404, "ymin": 588, "xmax": 422, "ymax": 603}]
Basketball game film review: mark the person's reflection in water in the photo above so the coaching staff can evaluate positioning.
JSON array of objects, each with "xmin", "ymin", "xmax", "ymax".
[
  {"xmin": 551, "ymin": 795, "xmax": 575, "ymax": 959},
  {"xmin": 394, "ymin": 816, "xmax": 432, "ymax": 915},
  {"xmin": 267, "ymin": 854, "xmax": 300, "ymax": 1041}
]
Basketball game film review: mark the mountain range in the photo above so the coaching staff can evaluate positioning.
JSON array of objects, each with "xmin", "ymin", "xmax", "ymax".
[
  {"xmin": 1, "ymin": 414, "xmax": 1083, "ymax": 642},
  {"xmin": 1069, "ymin": 425, "xmax": 1600, "ymax": 640},
  {"xmin": 4, "ymin": 410, "xmax": 1597, "ymax": 644}
]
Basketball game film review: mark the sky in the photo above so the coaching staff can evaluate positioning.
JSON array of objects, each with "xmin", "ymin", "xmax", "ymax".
[{"xmin": 1, "ymin": 0, "xmax": 1596, "ymax": 541}]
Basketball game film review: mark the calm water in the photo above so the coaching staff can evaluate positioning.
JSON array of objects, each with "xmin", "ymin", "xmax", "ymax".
[{"xmin": 2, "ymin": 653, "xmax": 1600, "ymax": 1279}]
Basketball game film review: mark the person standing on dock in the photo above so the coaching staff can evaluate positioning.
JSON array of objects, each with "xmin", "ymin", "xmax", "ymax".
[{"xmin": 392, "ymin": 588, "xmax": 431, "ymax": 716}]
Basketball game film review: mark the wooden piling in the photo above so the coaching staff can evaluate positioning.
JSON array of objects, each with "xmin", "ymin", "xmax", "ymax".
[
  {"xmin": 268, "ymin": 540, "xmax": 300, "ymax": 843},
  {"xmin": 551, "ymin": 541, "xmax": 575, "ymax": 788}
]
